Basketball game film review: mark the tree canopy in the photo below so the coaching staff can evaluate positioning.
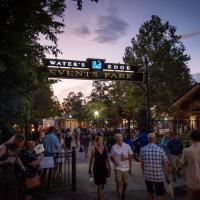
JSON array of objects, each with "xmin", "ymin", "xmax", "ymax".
[
  {"xmin": 0, "ymin": 0, "xmax": 98, "ymax": 136},
  {"xmin": 75, "ymin": 15, "xmax": 193, "ymax": 129},
  {"xmin": 62, "ymin": 92, "xmax": 86, "ymax": 122},
  {"xmin": 63, "ymin": 15, "xmax": 194, "ymax": 128},
  {"xmin": 123, "ymin": 15, "xmax": 193, "ymax": 117},
  {"xmin": 0, "ymin": 1, "xmax": 194, "ymax": 136},
  {"xmin": 0, "ymin": 0, "xmax": 65, "ymax": 133}
]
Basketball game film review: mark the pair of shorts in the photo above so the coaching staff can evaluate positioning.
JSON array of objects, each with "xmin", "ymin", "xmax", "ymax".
[
  {"xmin": 170, "ymin": 155, "xmax": 180, "ymax": 169},
  {"xmin": 115, "ymin": 170, "xmax": 129, "ymax": 183},
  {"xmin": 145, "ymin": 180, "xmax": 164, "ymax": 196}
]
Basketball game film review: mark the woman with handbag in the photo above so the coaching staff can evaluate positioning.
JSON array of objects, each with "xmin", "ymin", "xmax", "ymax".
[
  {"xmin": 21, "ymin": 140, "xmax": 43, "ymax": 200},
  {"xmin": 0, "ymin": 134, "xmax": 25, "ymax": 200},
  {"xmin": 88, "ymin": 136, "xmax": 111, "ymax": 200}
]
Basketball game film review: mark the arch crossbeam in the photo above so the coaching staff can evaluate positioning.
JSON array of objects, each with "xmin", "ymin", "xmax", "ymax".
[{"xmin": 44, "ymin": 58, "xmax": 144, "ymax": 82}]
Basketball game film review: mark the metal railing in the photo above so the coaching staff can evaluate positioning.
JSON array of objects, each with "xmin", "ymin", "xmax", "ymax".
[
  {"xmin": 152, "ymin": 119, "xmax": 200, "ymax": 134},
  {"xmin": 6, "ymin": 147, "xmax": 76, "ymax": 200},
  {"xmin": 41, "ymin": 147, "xmax": 76, "ymax": 191}
]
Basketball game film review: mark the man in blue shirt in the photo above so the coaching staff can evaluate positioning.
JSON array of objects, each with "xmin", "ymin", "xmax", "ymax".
[
  {"xmin": 124, "ymin": 134, "xmax": 134, "ymax": 150},
  {"xmin": 44, "ymin": 127, "xmax": 59, "ymax": 155},
  {"xmin": 138, "ymin": 129, "xmax": 149, "ymax": 148},
  {"xmin": 167, "ymin": 134, "xmax": 183, "ymax": 182},
  {"xmin": 43, "ymin": 127, "xmax": 59, "ymax": 186}
]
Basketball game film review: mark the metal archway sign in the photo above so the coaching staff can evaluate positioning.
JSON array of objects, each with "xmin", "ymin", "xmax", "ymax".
[
  {"xmin": 44, "ymin": 58, "xmax": 150, "ymax": 130},
  {"xmin": 44, "ymin": 58, "xmax": 144, "ymax": 82}
]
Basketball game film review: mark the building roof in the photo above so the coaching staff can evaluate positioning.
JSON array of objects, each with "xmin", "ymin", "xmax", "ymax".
[{"xmin": 169, "ymin": 83, "xmax": 200, "ymax": 109}]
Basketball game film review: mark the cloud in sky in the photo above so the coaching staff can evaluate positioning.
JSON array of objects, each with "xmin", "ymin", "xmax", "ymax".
[
  {"xmin": 71, "ymin": 26, "xmax": 91, "ymax": 37},
  {"xmin": 182, "ymin": 31, "xmax": 200, "ymax": 39},
  {"xmin": 93, "ymin": 11, "xmax": 129, "ymax": 44}
]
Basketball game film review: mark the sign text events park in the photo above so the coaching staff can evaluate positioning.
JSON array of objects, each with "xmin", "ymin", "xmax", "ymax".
[{"xmin": 44, "ymin": 58, "xmax": 144, "ymax": 82}]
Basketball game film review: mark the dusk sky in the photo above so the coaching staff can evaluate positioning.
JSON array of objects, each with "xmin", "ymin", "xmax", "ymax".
[{"xmin": 51, "ymin": 0, "xmax": 200, "ymax": 101}]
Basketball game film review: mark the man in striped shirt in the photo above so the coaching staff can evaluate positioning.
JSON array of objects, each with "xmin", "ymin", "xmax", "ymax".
[{"xmin": 141, "ymin": 133, "xmax": 169, "ymax": 200}]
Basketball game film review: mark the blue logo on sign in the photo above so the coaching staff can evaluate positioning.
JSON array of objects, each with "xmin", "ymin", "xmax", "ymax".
[{"xmin": 92, "ymin": 60, "xmax": 102, "ymax": 69}]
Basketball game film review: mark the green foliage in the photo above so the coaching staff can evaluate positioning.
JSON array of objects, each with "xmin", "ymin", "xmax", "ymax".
[
  {"xmin": 62, "ymin": 92, "xmax": 86, "ymax": 122},
  {"xmin": 0, "ymin": 0, "xmax": 66, "ymax": 132},
  {"xmin": 85, "ymin": 81, "xmax": 111, "ymax": 126},
  {"xmin": 108, "ymin": 81, "xmax": 143, "ymax": 119},
  {"xmin": 82, "ymin": 81, "xmax": 144, "ymax": 128},
  {"xmin": 89, "ymin": 81, "xmax": 109, "ymax": 102},
  {"xmin": 124, "ymin": 15, "xmax": 193, "ymax": 116},
  {"xmin": 0, "ymin": 0, "xmax": 100, "ymax": 134},
  {"xmin": 31, "ymin": 85, "xmax": 62, "ymax": 121},
  {"xmin": 84, "ymin": 100, "xmax": 107, "ymax": 127},
  {"xmin": 75, "ymin": 15, "xmax": 193, "ymax": 129}
]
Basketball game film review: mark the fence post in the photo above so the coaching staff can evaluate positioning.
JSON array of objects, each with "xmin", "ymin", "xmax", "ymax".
[{"xmin": 72, "ymin": 147, "xmax": 76, "ymax": 191}]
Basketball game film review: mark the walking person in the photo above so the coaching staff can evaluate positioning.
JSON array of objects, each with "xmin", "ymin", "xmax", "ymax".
[
  {"xmin": 110, "ymin": 133, "xmax": 133, "ymax": 200},
  {"xmin": 124, "ymin": 134, "xmax": 134, "ymax": 150},
  {"xmin": 74, "ymin": 130, "xmax": 79, "ymax": 147},
  {"xmin": 138, "ymin": 128, "xmax": 149, "ymax": 148},
  {"xmin": 0, "ymin": 134, "xmax": 25, "ymax": 200},
  {"xmin": 88, "ymin": 136, "xmax": 111, "ymax": 200},
  {"xmin": 21, "ymin": 140, "xmax": 43, "ymax": 200},
  {"xmin": 82, "ymin": 131, "xmax": 91, "ymax": 158},
  {"xmin": 132, "ymin": 131, "xmax": 140, "ymax": 161},
  {"xmin": 181, "ymin": 130, "xmax": 200, "ymax": 200},
  {"xmin": 141, "ymin": 133, "xmax": 169, "ymax": 200},
  {"xmin": 167, "ymin": 134, "xmax": 183, "ymax": 182},
  {"xmin": 43, "ymin": 127, "xmax": 59, "ymax": 155},
  {"xmin": 43, "ymin": 127, "xmax": 59, "ymax": 186},
  {"xmin": 64, "ymin": 129, "xmax": 72, "ymax": 151},
  {"xmin": 160, "ymin": 133, "xmax": 170, "ymax": 155},
  {"xmin": 91, "ymin": 131, "xmax": 96, "ymax": 147},
  {"xmin": 36, "ymin": 128, "xmax": 45, "ymax": 145}
]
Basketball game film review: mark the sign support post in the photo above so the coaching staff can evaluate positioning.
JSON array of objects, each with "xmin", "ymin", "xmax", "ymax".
[{"xmin": 145, "ymin": 57, "xmax": 150, "ymax": 131}]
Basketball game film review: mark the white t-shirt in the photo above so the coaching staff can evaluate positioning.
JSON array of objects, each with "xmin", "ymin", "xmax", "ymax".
[{"xmin": 110, "ymin": 143, "xmax": 133, "ymax": 171}]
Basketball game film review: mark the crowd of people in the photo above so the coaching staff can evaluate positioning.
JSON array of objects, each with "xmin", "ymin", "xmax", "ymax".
[
  {"xmin": 87, "ymin": 129, "xmax": 200, "ymax": 200},
  {"xmin": 0, "ymin": 126, "xmax": 200, "ymax": 200},
  {"xmin": 0, "ymin": 126, "xmax": 74, "ymax": 200}
]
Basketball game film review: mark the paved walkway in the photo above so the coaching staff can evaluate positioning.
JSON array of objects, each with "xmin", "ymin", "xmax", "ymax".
[{"xmin": 34, "ymin": 146, "xmax": 187, "ymax": 200}]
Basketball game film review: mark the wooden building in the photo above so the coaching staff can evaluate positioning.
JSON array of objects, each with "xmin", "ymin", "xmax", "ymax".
[
  {"xmin": 169, "ymin": 83, "xmax": 200, "ymax": 132},
  {"xmin": 59, "ymin": 118, "xmax": 79, "ymax": 130}
]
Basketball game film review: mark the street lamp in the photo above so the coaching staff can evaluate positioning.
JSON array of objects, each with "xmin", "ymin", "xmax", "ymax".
[
  {"xmin": 94, "ymin": 111, "xmax": 99, "ymax": 129},
  {"xmin": 94, "ymin": 111, "xmax": 99, "ymax": 117},
  {"xmin": 69, "ymin": 115, "xmax": 72, "ymax": 130}
]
